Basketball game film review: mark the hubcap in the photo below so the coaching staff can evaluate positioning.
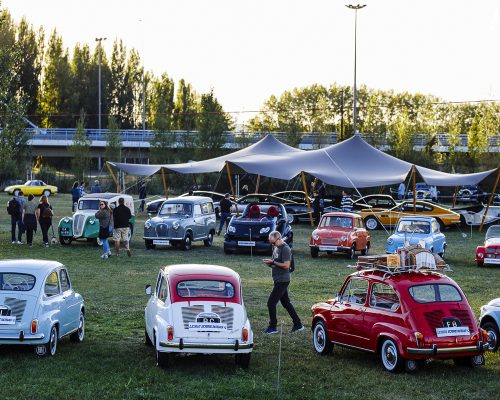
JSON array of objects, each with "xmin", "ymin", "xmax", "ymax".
[
  {"xmin": 366, "ymin": 219, "xmax": 377, "ymax": 230},
  {"xmin": 78, "ymin": 316, "xmax": 85, "ymax": 340},
  {"xmin": 50, "ymin": 328, "xmax": 57, "ymax": 355},
  {"xmin": 487, "ymin": 329, "xmax": 497, "ymax": 350},
  {"xmin": 383, "ymin": 342, "xmax": 397, "ymax": 368},
  {"xmin": 314, "ymin": 326, "xmax": 325, "ymax": 350}
]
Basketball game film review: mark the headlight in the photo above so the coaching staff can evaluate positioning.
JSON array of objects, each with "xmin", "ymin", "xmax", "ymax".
[
  {"xmin": 144, "ymin": 221, "xmax": 151, "ymax": 229},
  {"xmin": 172, "ymin": 221, "xmax": 180, "ymax": 230},
  {"xmin": 341, "ymin": 235, "xmax": 347, "ymax": 242},
  {"xmin": 89, "ymin": 219, "xmax": 95, "ymax": 225},
  {"xmin": 387, "ymin": 238, "xmax": 394, "ymax": 245},
  {"xmin": 478, "ymin": 253, "xmax": 484, "ymax": 259},
  {"xmin": 260, "ymin": 227, "xmax": 270, "ymax": 234},
  {"xmin": 313, "ymin": 234, "xmax": 319, "ymax": 241},
  {"xmin": 228, "ymin": 226, "xmax": 236, "ymax": 233}
]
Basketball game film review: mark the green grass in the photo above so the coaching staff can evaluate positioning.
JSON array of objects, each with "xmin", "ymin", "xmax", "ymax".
[{"xmin": 0, "ymin": 193, "xmax": 498, "ymax": 400}]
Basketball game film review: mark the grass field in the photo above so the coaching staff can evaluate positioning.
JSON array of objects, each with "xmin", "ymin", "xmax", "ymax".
[{"xmin": 0, "ymin": 193, "xmax": 498, "ymax": 400}]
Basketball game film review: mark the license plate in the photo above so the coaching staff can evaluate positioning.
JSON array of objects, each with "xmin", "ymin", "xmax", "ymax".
[
  {"xmin": 238, "ymin": 241, "xmax": 255, "ymax": 247},
  {"xmin": 153, "ymin": 239, "xmax": 170, "ymax": 246},
  {"xmin": 0, "ymin": 316, "xmax": 16, "ymax": 325},
  {"xmin": 436, "ymin": 326, "xmax": 470, "ymax": 337},
  {"xmin": 484, "ymin": 258, "xmax": 500, "ymax": 264},
  {"xmin": 188, "ymin": 322, "xmax": 227, "ymax": 331},
  {"xmin": 319, "ymin": 246, "xmax": 338, "ymax": 251}
]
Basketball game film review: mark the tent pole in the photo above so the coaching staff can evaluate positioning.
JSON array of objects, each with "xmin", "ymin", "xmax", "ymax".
[
  {"xmin": 161, "ymin": 167, "xmax": 168, "ymax": 198},
  {"xmin": 226, "ymin": 162, "xmax": 238, "ymax": 216},
  {"xmin": 412, "ymin": 165, "xmax": 416, "ymax": 213},
  {"xmin": 106, "ymin": 162, "xmax": 120, "ymax": 192},
  {"xmin": 256, "ymin": 175, "xmax": 260, "ymax": 193},
  {"xmin": 301, "ymin": 172, "xmax": 314, "ymax": 226},
  {"xmin": 451, "ymin": 186, "xmax": 458, "ymax": 208},
  {"xmin": 479, "ymin": 168, "xmax": 500, "ymax": 232}
]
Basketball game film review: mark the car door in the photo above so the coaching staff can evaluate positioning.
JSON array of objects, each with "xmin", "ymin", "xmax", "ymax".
[
  {"xmin": 328, "ymin": 277, "xmax": 369, "ymax": 348},
  {"xmin": 146, "ymin": 272, "xmax": 163, "ymax": 340},
  {"xmin": 431, "ymin": 220, "xmax": 446, "ymax": 253},
  {"xmin": 59, "ymin": 268, "xmax": 80, "ymax": 334},
  {"xmin": 354, "ymin": 217, "xmax": 368, "ymax": 249},
  {"xmin": 378, "ymin": 204, "xmax": 402, "ymax": 226},
  {"xmin": 192, "ymin": 204, "xmax": 204, "ymax": 239},
  {"xmin": 43, "ymin": 270, "xmax": 65, "ymax": 335}
]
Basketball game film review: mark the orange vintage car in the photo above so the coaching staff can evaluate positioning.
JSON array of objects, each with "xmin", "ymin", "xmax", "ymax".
[{"xmin": 359, "ymin": 200, "xmax": 460, "ymax": 231}]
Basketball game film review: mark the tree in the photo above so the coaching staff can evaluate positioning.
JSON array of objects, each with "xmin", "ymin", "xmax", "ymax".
[
  {"xmin": 109, "ymin": 39, "xmax": 133, "ymax": 128},
  {"xmin": 104, "ymin": 115, "xmax": 122, "ymax": 163},
  {"xmin": 173, "ymin": 79, "xmax": 197, "ymax": 131},
  {"xmin": 68, "ymin": 111, "xmax": 91, "ymax": 180}
]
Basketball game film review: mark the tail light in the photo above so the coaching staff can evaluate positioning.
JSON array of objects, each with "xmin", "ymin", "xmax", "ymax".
[
  {"xmin": 242, "ymin": 327, "xmax": 249, "ymax": 342},
  {"xmin": 414, "ymin": 332, "xmax": 424, "ymax": 347},
  {"xmin": 482, "ymin": 329, "xmax": 489, "ymax": 342},
  {"xmin": 31, "ymin": 320, "xmax": 38, "ymax": 334},
  {"xmin": 167, "ymin": 326, "xmax": 174, "ymax": 341}
]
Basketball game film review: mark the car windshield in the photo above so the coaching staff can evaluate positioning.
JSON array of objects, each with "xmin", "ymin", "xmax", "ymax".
[
  {"xmin": 176, "ymin": 280, "xmax": 235, "ymax": 298},
  {"xmin": 408, "ymin": 284, "xmax": 462, "ymax": 303},
  {"xmin": 78, "ymin": 199, "xmax": 100, "ymax": 210},
  {"xmin": 486, "ymin": 225, "xmax": 500, "ymax": 240},
  {"xmin": 159, "ymin": 202, "xmax": 192, "ymax": 217},
  {"xmin": 397, "ymin": 221, "xmax": 430, "ymax": 234},
  {"xmin": 321, "ymin": 216, "xmax": 352, "ymax": 228},
  {"xmin": 0, "ymin": 273, "xmax": 36, "ymax": 291}
]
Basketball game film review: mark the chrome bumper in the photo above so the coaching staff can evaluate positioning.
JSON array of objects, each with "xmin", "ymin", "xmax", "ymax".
[
  {"xmin": 407, "ymin": 341, "xmax": 484, "ymax": 355},
  {"xmin": 160, "ymin": 339, "xmax": 253, "ymax": 351}
]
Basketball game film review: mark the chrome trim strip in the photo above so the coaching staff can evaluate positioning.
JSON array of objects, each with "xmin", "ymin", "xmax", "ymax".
[
  {"xmin": 332, "ymin": 341, "xmax": 375, "ymax": 353},
  {"xmin": 159, "ymin": 341, "xmax": 253, "ymax": 350},
  {"xmin": 407, "ymin": 345, "xmax": 480, "ymax": 354}
]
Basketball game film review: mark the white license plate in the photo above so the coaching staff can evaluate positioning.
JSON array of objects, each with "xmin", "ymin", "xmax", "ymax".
[
  {"xmin": 319, "ymin": 246, "xmax": 338, "ymax": 251},
  {"xmin": 188, "ymin": 322, "xmax": 227, "ymax": 331},
  {"xmin": 238, "ymin": 241, "xmax": 256, "ymax": 247},
  {"xmin": 436, "ymin": 326, "xmax": 470, "ymax": 337},
  {"xmin": 153, "ymin": 239, "xmax": 170, "ymax": 246},
  {"xmin": 484, "ymin": 258, "xmax": 500, "ymax": 264},
  {"xmin": 0, "ymin": 316, "xmax": 16, "ymax": 325}
]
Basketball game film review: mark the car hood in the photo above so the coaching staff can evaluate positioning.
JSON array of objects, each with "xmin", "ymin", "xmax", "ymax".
[
  {"xmin": 149, "ymin": 215, "xmax": 187, "ymax": 224},
  {"xmin": 228, "ymin": 217, "xmax": 276, "ymax": 236},
  {"xmin": 313, "ymin": 227, "xmax": 352, "ymax": 238},
  {"xmin": 389, "ymin": 232, "xmax": 432, "ymax": 242}
]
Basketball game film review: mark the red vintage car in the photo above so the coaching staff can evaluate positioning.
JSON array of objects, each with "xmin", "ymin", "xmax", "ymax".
[
  {"xmin": 311, "ymin": 261, "xmax": 487, "ymax": 373},
  {"xmin": 309, "ymin": 212, "xmax": 370, "ymax": 259},
  {"xmin": 475, "ymin": 225, "xmax": 500, "ymax": 267}
]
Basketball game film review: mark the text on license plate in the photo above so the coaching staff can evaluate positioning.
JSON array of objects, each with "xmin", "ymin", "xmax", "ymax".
[
  {"xmin": 188, "ymin": 322, "xmax": 227, "ymax": 331},
  {"xmin": 436, "ymin": 326, "xmax": 470, "ymax": 337},
  {"xmin": 319, "ymin": 246, "xmax": 338, "ymax": 251},
  {"xmin": 238, "ymin": 241, "xmax": 255, "ymax": 247},
  {"xmin": 0, "ymin": 316, "xmax": 16, "ymax": 325},
  {"xmin": 153, "ymin": 239, "xmax": 170, "ymax": 246}
]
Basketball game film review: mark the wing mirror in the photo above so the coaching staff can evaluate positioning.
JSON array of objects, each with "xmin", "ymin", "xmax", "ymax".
[{"xmin": 145, "ymin": 284, "xmax": 152, "ymax": 296}]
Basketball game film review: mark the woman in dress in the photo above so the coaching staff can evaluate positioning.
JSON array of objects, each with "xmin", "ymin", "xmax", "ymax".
[{"xmin": 35, "ymin": 195, "xmax": 53, "ymax": 247}]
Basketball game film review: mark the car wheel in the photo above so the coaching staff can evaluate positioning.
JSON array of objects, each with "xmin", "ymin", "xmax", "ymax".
[
  {"xmin": 477, "ymin": 261, "xmax": 484, "ymax": 268},
  {"xmin": 181, "ymin": 233, "xmax": 192, "ymax": 251},
  {"xmin": 43, "ymin": 189, "xmax": 51, "ymax": 197},
  {"xmin": 156, "ymin": 347, "xmax": 172, "ymax": 368},
  {"xmin": 364, "ymin": 217, "xmax": 379, "ymax": 230},
  {"xmin": 204, "ymin": 231, "xmax": 214, "ymax": 247},
  {"xmin": 313, "ymin": 321, "xmax": 333, "ymax": 355},
  {"xmin": 482, "ymin": 322, "xmax": 499, "ymax": 352},
  {"xmin": 223, "ymin": 244, "xmax": 232, "ymax": 255},
  {"xmin": 438, "ymin": 244, "xmax": 446, "ymax": 258},
  {"xmin": 59, "ymin": 236, "xmax": 72, "ymax": 245},
  {"xmin": 13, "ymin": 189, "xmax": 20, "ymax": 196},
  {"xmin": 235, "ymin": 353, "xmax": 251, "ymax": 369},
  {"xmin": 70, "ymin": 312, "xmax": 85, "ymax": 343},
  {"xmin": 347, "ymin": 244, "xmax": 356, "ymax": 260},
  {"xmin": 36, "ymin": 325, "xmax": 58, "ymax": 357},
  {"xmin": 361, "ymin": 243, "xmax": 369, "ymax": 256},
  {"xmin": 453, "ymin": 355, "xmax": 485, "ymax": 367},
  {"xmin": 380, "ymin": 339, "xmax": 403, "ymax": 373},
  {"xmin": 145, "ymin": 329, "xmax": 153, "ymax": 347},
  {"xmin": 310, "ymin": 247, "xmax": 319, "ymax": 258},
  {"xmin": 145, "ymin": 239, "xmax": 154, "ymax": 250}
]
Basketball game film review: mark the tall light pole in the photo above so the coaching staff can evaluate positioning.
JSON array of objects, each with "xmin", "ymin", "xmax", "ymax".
[
  {"xmin": 346, "ymin": 4, "xmax": 366, "ymax": 136},
  {"xmin": 95, "ymin": 37, "xmax": 107, "ymax": 131}
]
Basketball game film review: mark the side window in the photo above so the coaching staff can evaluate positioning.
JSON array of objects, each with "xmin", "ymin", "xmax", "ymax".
[
  {"xmin": 193, "ymin": 204, "xmax": 202, "ymax": 216},
  {"xmin": 340, "ymin": 278, "xmax": 369, "ymax": 305},
  {"xmin": 206, "ymin": 202, "xmax": 214, "ymax": 214},
  {"xmin": 432, "ymin": 221, "xmax": 439, "ymax": 233},
  {"xmin": 201, "ymin": 202, "xmax": 209, "ymax": 214},
  {"xmin": 158, "ymin": 277, "xmax": 168, "ymax": 303},
  {"xmin": 60, "ymin": 269, "xmax": 71, "ymax": 292},
  {"xmin": 370, "ymin": 283, "xmax": 400, "ymax": 311},
  {"xmin": 45, "ymin": 271, "xmax": 60, "ymax": 296},
  {"xmin": 155, "ymin": 273, "xmax": 163, "ymax": 297}
]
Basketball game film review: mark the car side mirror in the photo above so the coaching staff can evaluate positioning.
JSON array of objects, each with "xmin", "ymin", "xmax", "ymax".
[{"xmin": 145, "ymin": 284, "xmax": 152, "ymax": 296}]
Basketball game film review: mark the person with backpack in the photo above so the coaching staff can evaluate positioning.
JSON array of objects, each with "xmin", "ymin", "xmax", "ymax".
[
  {"xmin": 35, "ymin": 195, "xmax": 53, "ymax": 247},
  {"xmin": 95, "ymin": 201, "xmax": 112, "ymax": 259},
  {"xmin": 7, "ymin": 193, "xmax": 23, "ymax": 244},
  {"xmin": 23, "ymin": 194, "xmax": 38, "ymax": 247},
  {"xmin": 262, "ymin": 230, "xmax": 303, "ymax": 334}
]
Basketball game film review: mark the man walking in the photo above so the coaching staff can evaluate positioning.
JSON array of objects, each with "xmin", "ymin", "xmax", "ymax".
[
  {"xmin": 217, "ymin": 193, "xmax": 233, "ymax": 235},
  {"xmin": 341, "ymin": 190, "xmax": 354, "ymax": 212},
  {"xmin": 7, "ymin": 192, "xmax": 23, "ymax": 244},
  {"xmin": 112, "ymin": 197, "xmax": 132, "ymax": 257},
  {"xmin": 138, "ymin": 180, "xmax": 147, "ymax": 212},
  {"xmin": 91, "ymin": 180, "xmax": 101, "ymax": 193},
  {"xmin": 262, "ymin": 231, "xmax": 303, "ymax": 334}
]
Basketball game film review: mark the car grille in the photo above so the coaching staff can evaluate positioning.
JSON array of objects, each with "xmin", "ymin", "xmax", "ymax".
[
  {"xmin": 424, "ymin": 309, "xmax": 472, "ymax": 330},
  {"xmin": 155, "ymin": 224, "xmax": 169, "ymax": 237},
  {"xmin": 181, "ymin": 305, "xmax": 234, "ymax": 330},
  {"xmin": 4, "ymin": 298, "xmax": 27, "ymax": 322},
  {"xmin": 73, "ymin": 214, "xmax": 85, "ymax": 237},
  {"xmin": 211, "ymin": 305, "xmax": 234, "ymax": 330},
  {"xmin": 181, "ymin": 305, "xmax": 205, "ymax": 329}
]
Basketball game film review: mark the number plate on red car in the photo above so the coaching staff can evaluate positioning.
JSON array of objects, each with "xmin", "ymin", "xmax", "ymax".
[{"xmin": 436, "ymin": 326, "xmax": 470, "ymax": 337}]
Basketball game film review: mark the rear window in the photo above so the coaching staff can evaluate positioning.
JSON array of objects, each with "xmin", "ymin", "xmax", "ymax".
[
  {"xmin": 78, "ymin": 199, "xmax": 100, "ymax": 210},
  {"xmin": 0, "ymin": 273, "xmax": 36, "ymax": 291},
  {"xmin": 408, "ymin": 284, "xmax": 462, "ymax": 303},
  {"xmin": 176, "ymin": 280, "xmax": 235, "ymax": 299}
]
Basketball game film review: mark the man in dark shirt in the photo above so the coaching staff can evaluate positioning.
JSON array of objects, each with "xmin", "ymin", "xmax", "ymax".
[
  {"xmin": 312, "ymin": 190, "xmax": 322, "ymax": 226},
  {"xmin": 262, "ymin": 231, "xmax": 303, "ymax": 334},
  {"xmin": 112, "ymin": 197, "xmax": 132, "ymax": 257},
  {"xmin": 217, "ymin": 193, "xmax": 233, "ymax": 235}
]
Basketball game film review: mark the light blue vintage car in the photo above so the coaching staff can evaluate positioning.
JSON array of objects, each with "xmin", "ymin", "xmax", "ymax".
[
  {"xmin": 480, "ymin": 298, "xmax": 500, "ymax": 352},
  {"xmin": 0, "ymin": 259, "xmax": 85, "ymax": 356},
  {"xmin": 386, "ymin": 216, "xmax": 446, "ymax": 257}
]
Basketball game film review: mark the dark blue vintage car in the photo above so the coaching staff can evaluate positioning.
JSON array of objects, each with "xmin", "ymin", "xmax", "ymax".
[{"xmin": 223, "ymin": 203, "xmax": 293, "ymax": 255}]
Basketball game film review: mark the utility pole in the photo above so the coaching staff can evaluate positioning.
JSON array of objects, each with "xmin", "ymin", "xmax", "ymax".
[{"xmin": 95, "ymin": 37, "xmax": 107, "ymax": 131}]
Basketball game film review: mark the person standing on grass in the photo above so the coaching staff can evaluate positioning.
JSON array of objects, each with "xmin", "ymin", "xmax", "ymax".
[
  {"xmin": 35, "ymin": 195, "xmax": 53, "ymax": 247},
  {"xmin": 217, "ymin": 193, "xmax": 233, "ymax": 235},
  {"xmin": 341, "ymin": 190, "xmax": 354, "ymax": 212},
  {"xmin": 7, "ymin": 193, "xmax": 23, "ymax": 244},
  {"xmin": 23, "ymin": 194, "xmax": 38, "ymax": 247},
  {"xmin": 112, "ymin": 197, "xmax": 132, "ymax": 257},
  {"xmin": 91, "ymin": 180, "xmax": 101, "ymax": 193},
  {"xmin": 95, "ymin": 201, "xmax": 112, "ymax": 259},
  {"xmin": 312, "ymin": 190, "xmax": 322, "ymax": 226},
  {"xmin": 71, "ymin": 181, "xmax": 81, "ymax": 212},
  {"xmin": 139, "ymin": 180, "xmax": 147, "ymax": 212},
  {"xmin": 262, "ymin": 231, "xmax": 303, "ymax": 334}
]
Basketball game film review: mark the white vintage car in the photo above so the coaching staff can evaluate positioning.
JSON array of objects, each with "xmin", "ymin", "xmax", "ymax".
[
  {"xmin": 0, "ymin": 259, "xmax": 85, "ymax": 356},
  {"xmin": 453, "ymin": 204, "xmax": 500, "ymax": 226},
  {"xmin": 144, "ymin": 264, "xmax": 253, "ymax": 368}
]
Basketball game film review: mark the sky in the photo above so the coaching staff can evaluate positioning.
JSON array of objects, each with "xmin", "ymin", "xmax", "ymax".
[{"xmin": 3, "ymin": 0, "xmax": 500, "ymax": 123}]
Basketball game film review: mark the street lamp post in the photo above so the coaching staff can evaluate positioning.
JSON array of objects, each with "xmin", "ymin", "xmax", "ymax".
[
  {"xmin": 346, "ymin": 4, "xmax": 366, "ymax": 136},
  {"xmin": 95, "ymin": 37, "xmax": 107, "ymax": 131}
]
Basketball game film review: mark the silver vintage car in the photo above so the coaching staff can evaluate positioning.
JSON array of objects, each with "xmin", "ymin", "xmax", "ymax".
[
  {"xmin": 480, "ymin": 298, "xmax": 500, "ymax": 352},
  {"xmin": 144, "ymin": 196, "xmax": 216, "ymax": 250}
]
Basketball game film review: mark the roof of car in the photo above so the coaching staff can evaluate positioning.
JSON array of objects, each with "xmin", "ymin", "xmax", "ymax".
[
  {"xmin": 81, "ymin": 193, "xmax": 130, "ymax": 200},
  {"xmin": 164, "ymin": 196, "xmax": 213, "ymax": 203},
  {"xmin": 322, "ymin": 212, "xmax": 360, "ymax": 218},
  {"xmin": 398, "ymin": 216, "xmax": 436, "ymax": 222},
  {"xmin": 0, "ymin": 259, "xmax": 63, "ymax": 275},
  {"xmin": 162, "ymin": 264, "xmax": 239, "ymax": 279},
  {"xmin": 352, "ymin": 269, "xmax": 453, "ymax": 289}
]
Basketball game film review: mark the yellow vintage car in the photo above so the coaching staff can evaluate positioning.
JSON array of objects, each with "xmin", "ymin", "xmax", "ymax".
[
  {"xmin": 4, "ymin": 180, "xmax": 58, "ymax": 196},
  {"xmin": 359, "ymin": 200, "xmax": 460, "ymax": 230}
]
